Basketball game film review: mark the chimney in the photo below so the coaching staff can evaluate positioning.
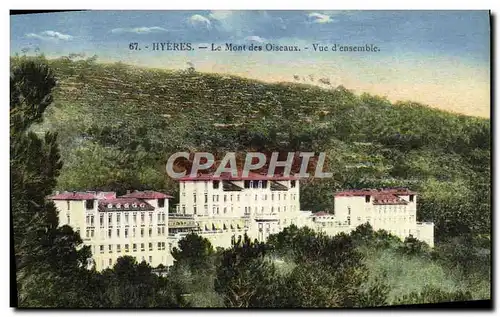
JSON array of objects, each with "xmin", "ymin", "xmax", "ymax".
[{"xmin": 127, "ymin": 190, "xmax": 131, "ymax": 194}]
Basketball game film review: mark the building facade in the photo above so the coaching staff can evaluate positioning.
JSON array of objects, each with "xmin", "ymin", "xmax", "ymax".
[
  {"xmin": 49, "ymin": 182, "xmax": 434, "ymax": 271},
  {"xmin": 174, "ymin": 171, "xmax": 301, "ymax": 248},
  {"xmin": 305, "ymin": 188, "xmax": 434, "ymax": 247},
  {"xmin": 49, "ymin": 190, "xmax": 172, "ymax": 271}
]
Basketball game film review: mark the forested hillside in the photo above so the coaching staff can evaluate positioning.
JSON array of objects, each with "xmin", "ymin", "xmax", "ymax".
[
  {"xmin": 15, "ymin": 54, "xmax": 490, "ymax": 242},
  {"xmin": 10, "ymin": 55, "xmax": 491, "ymax": 307}
]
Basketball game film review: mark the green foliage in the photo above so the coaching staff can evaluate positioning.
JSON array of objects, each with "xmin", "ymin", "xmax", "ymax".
[
  {"xmin": 171, "ymin": 233, "xmax": 215, "ymax": 271},
  {"xmin": 215, "ymin": 235, "xmax": 278, "ymax": 307},
  {"xmin": 395, "ymin": 286, "xmax": 472, "ymax": 305},
  {"xmin": 10, "ymin": 56, "xmax": 490, "ymax": 307},
  {"xmin": 11, "ymin": 57, "xmax": 94, "ymax": 307}
]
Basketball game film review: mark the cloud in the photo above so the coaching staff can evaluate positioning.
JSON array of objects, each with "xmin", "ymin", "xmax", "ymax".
[
  {"xmin": 308, "ymin": 12, "xmax": 334, "ymax": 24},
  {"xmin": 188, "ymin": 14, "xmax": 211, "ymax": 28},
  {"xmin": 25, "ymin": 30, "xmax": 73, "ymax": 41},
  {"xmin": 111, "ymin": 26, "xmax": 167, "ymax": 34},
  {"xmin": 245, "ymin": 35, "xmax": 266, "ymax": 43},
  {"xmin": 209, "ymin": 10, "xmax": 233, "ymax": 21}
]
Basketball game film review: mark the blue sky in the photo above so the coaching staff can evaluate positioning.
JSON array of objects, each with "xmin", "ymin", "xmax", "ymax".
[
  {"xmin": 10, "ymin": 10, "xmax": 490, "ymax": 63},
  {"xmin": 10, "ymin": 10, "xmax": 491, "ymax": 117}
]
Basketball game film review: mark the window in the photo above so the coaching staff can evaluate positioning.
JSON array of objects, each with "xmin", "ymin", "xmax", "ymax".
[
  {"xmin": 224, "ymin": 207, "xmax": 227, "ymax": 214},
  {"xmin": 100, "ymin": 214, "xmax": 104, "ymax": 227},
  {"xmin": 67, "ymin": 214, "xmax": 71, "ymax": 224},
  {"xmin": 237, "ymin": 194, "xmax": 240, "ymax": 202},
  {"xmin": 149, "ymin": 256, "xmax": 152, "ymax": 263},
  {"xmin": 149, "ymin": 243, "xmax": 153, "ymax": 251},
  {"xmin": 409, "ymin": 195, "xmax": 414, "ymax": 202},
  {"xmin": 244, "ymin": 180, "xmax": 250, "ymax": 188},
  {"xmin": 149, "ymin": 212, "xmax": 153, "ymax": 223},
  {"xmin": 125, "ymin": 213, "xmax": 129, "ymax": 224},
  {"xmin": 125, "ymin": 244, "xmax": 129, "ymax": 252},
  {"xmin": 291, "ymin": 180, "xmax": 296, "ymax": 188},
  {"xmin": 108, "ymin": 245, "xmax": 112, "ymax": 253},
  {"xmin": 182, "ymin": 205, "xmax": 186, "ymax": 214},
  {"xmin": 204, "ymin": 193, "xmax": 208, "ymax": 203},
  {"xmin": 116, "ymin": 203, "xmax": 121, "ymax": 209},
  {"xmin": 90, "ymin": 215, "xmax": 94, "ymax": 226},
  {"xmin": 347, "ymin": 216, "xmax": 351, "ymax": 225},
  {"xmin": 117, "ymin": 214, "xmax": 121, "ymax": 225},
  {"xmin": 194, "ymin": 206, "xmax": 197, "ymax": 215},
  {"xmin": 224, "ymin": 195, "xmax": 227, "ymax": 202},
  {"xmin": 272, "ymin": 194, "xmax": 274, "ymax": 201},
  {"xmin": 158, "ymin": 198, "xmax": 165, "ymax": 208},
  {"xmin": 133, "ymin": 244, "xmax": 137, "ymax": 252},
  {"xmin": 141, "ymin": 228, "xmax": 144, "ymax": 237},
  {"xmin": 365, "ymin": 195, "xmax": 370, "ymax": 203},
  {"xmin": 109, "ymin": 259, "xmax": 112, "ymax": 266},
  {"xmin": 116, "ymin": 228, "xmax": 120, "ymax": 237},
  {"xmin": 157, "ymin": 227, "xmax": 161, "ymax": 235},
  {"xmin": 162, "ymin": 213, "xmax": 166, "ymax": 222},
  {"xmin": 157, "ymin": 242, "xmax": 161, "ymax": 250},
  {"xmin": 117, "ymin": 244, "xmax": 121, "ymax": 253},
  {"xmin": 85, "ymin": 199, "xmax": 94, "ymax": 210},
  {"xmin": 108, "ymin": 229, "xmax": 112, "ymax": 238},
  {"xmin": 133, "ymin": 213, "xmax": 137, "ymax": 224},
  {"xmin": 213, "ymin": 181, "xmax": 220, "ymax": 189},
  {"xmin": 258, "ymin": 180, "xmax": 262, "ymax": 188},
  {"xmin": 255, "ymin": 195, "xmax": 258, "ymax": 201},
  {"xmin": 348, "ymin": 207, "xmax": 351, "ymax": 215},
  {"xmin": 141, "ymin": 213, "xmax": 145, "ymax": 224},
  {"xmin": 193, "ymin": 194, "xmax": 197, "ymax": 203},
  {"xmin": 100, "ymin": 245, "xmax": 104, "ymax": 254},
  {"xmin": 161, "ymin": 227, "xmax": 165, "ymax": 235},
  {"xmin": 108, "ymin": 214, "xmax": 112, "ymax": 225},
  {"xmin": 132, "ymin": 228, "xmax": 136, "ymax": 237},
  {"xmin": 141, "ymin": 243, "xmax": 145, "ymax": 251},
  {"xmin": 149, "ymin": 228, "xmax": 152, "ymax": 237},
  {"xmin": 66, "ymin": 201, "xmax": 70, "ymax": 210},
  {"xmin": 125, "ymin": 228, "xmax": 128, "ymax": 238},
  {"xmin": 124, "ymin": 204, "xmax": 129, "ymax": 209}
]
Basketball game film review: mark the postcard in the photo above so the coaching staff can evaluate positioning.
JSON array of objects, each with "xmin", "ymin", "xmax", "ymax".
[{"xmin": 10, "ymin": 10, "xmax": 491, "ymax": 308}]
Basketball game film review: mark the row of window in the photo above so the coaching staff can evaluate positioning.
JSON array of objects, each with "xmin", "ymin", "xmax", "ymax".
[
  {"xmin": 183, "ymin": 180, "xmax": 297, "ymax": 191},
  {"xmin": 193, "ymin": 193, "xmax": 298, "ymax": 204},
  {"xmin": 99, "ymin": 242, "xmax": 167, "ymax": 254},
  {"xmin": 181, "ymin": 204, "xmax": 298, "ymax": 215},
  {"xmin": 82, "ymin": 212, "xmax": 167, "ymax": 227},
  {"xmin": 84, "ymin": 226, "xmax": 167, "ymax": 239},
  {"xmin": 68, "ymin": 199, "xmax": 166, "ymax": 211}
]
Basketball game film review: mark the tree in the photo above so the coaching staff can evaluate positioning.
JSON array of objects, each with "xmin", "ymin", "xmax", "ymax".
[
  {"xmin": 171, "ymin": 233, "xmax": 215, "ymax": 271},
  {"xmin": 215, "ymin": 235, "xmax": 278, "ymax": 307},
  {"xmin": 11, "ymin": 57, "xmax": 94, "ymax": 307},
  {"xmin": 395, "ymin": 285, "xmax": 472, "ymax": 305}
]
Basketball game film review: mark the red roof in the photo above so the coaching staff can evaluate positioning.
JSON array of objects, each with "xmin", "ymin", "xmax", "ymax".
[
  {"xmin": 48, "ymin": 191, "xmax": 97, "ymax": 200},
  {"xmin": 98, "ymin": 198, "xmax": 155, "ymax": 212},
  {"xmin": 178, "ymin": 170, "xmax": 298, "ymax": 182},
  {"xmin": 120, "ymin": 190, "xmax": 173, "ymax": 199},
  {"xmin": 335, "ymin": 188, "xmax": 417, "ymax": 197},
  {"xmin": 372, "ymin": 193, "xmax": 408, "ymax": 205},
  {"xmin": 312, "ymin": 212, "xmax": 331, "ymax": 217}
]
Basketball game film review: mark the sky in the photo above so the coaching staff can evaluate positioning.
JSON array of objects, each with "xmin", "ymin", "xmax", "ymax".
[{"xmin": 10, "ymin": 10, "xmax": 491, "ymax": 117}]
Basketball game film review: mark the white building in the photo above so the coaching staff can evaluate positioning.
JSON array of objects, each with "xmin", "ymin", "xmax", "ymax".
[
  {"xmin": 49, "ymin": 190, "xmax": 173, "ymax": 271},
  {"xmin": 49, "ymin": 182, "xmax": 434, "ymax": 271},
  {"xmin": 174, "ymin": 170, "xmax": 301, "ymax": 248},
  {"xmin": 307, "ymin": 188, "xmax": 434, "ymax": 247}
]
